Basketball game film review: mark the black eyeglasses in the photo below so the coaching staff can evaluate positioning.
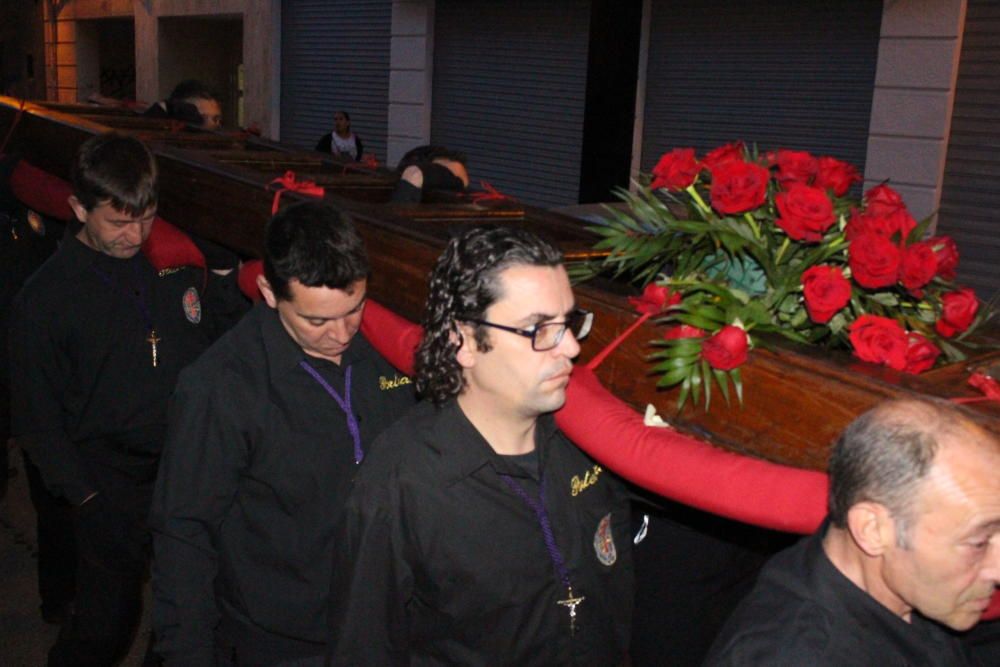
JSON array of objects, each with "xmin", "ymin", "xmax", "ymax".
[{"xmin": 464, "ymin": 309, "xmax": 593, "ymax": 351}]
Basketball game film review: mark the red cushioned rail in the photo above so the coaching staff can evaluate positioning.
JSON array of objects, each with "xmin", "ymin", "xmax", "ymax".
[
  {"xmin": 8, "ymin": 158, "xmax": 205, "ymax": 273},
  {"xmin": 358, "ymin": 301, "xmax": 1000, "ymax": 619}
]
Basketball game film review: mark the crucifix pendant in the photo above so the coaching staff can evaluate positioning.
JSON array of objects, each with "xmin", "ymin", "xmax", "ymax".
[
  {"xmin": 557, "ymin": 586, "xmax": 585, "ymax": 635},
  {"xmin": 146, "ymin": 329, "xmax": 160, "ymax": 367}
]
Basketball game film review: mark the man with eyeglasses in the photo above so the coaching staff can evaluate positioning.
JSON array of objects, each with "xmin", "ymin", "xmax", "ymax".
[{"xmin": 328, "ymin": 226, "xmax": 634, "ymax": 666}]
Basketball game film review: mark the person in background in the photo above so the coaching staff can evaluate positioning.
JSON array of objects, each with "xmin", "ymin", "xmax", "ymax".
[
  {"xmin": 704, "ymin": 398, "xmax": 1000, "ymax": 666},
  {"xmin": 8, "ymin": 132, "xmax": 246, "ymax": 666},
  {"xmin": 390, "ymin": 144, "xmax": 470, "ymax": 203},
  {"xmin": 151, "ymin": 201, "xmax": 416, "ymax": 666},
  {"xmin": 315, "ymin": 110, "xmax": 364, "ymax": 161},
  {"xmin": 142, "ymin": 79, "xmax": 223, "ymax": 130}
]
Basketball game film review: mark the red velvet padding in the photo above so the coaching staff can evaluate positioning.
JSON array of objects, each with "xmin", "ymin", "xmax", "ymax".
[
  {"xmin": 360, "ymin": 300, "xmax": 421, "ymax": 376},
  {"xmin": 238, "ymin": 259, "xmax": 265, "ymax": 302},
  {"xmin": 9, "ymin": 159, "xmax": 75, "ymax": 221},
  {"xmin": 8, "ymin": 158, "xmax": 206, "ymax": 274},
  {"xmin": 557, "ymin": 366, "xmax": 828, "ymax": 535}
]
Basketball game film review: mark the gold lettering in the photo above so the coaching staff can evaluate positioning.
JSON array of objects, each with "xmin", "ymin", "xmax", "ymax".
[
  {"xmin": 379, "ymin": 374, "xmax": 413, "ymax": 390},
  {"xmin": 570, "ymin": 465, "xmax": 603, "ymax": 496}
]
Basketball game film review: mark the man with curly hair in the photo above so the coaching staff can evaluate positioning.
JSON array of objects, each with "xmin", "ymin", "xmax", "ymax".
[{"xmin": 328, "ymin": 226, "xmax": 633, "ymax": 666}]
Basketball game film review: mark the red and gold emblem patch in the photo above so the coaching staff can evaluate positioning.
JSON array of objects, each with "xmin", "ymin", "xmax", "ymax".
[
  {"xmin": 593, "ymin": 512, "xmax": 617, "ymax": 566},
  {"xmin": 182, "ymin": 286, "xmax": 202, "ymax": 324}
]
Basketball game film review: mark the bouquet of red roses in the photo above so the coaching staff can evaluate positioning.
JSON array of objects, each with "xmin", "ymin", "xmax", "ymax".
[{"xmin": 584, "ymin": 142, "xmax": 991, "ymax": 409}]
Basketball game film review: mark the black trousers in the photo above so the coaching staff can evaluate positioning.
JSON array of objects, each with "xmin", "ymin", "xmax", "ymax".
[
  {"xmin": 48, "ymin": 457, "xmax": 155, "ymax": 667},
  {"xmin": 23, "ymin": 451, "xmax": 78, "ymax": 614}
]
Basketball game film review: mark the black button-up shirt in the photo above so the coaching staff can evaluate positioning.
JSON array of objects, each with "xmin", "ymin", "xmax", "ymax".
[
  {"xmin": 329, "ymin": 399, "xmax": 634, "ymax": 666},
  {"xmin": 150, "ymin": 303, "xmax": 417, "ymax": 665},
  {"xmin": 704, "ymin": 521, "xmax": 978, "ymax": 666},
  {"xmin": 9, "ymin": 235, "xmax": 245, "ymax": 502}
]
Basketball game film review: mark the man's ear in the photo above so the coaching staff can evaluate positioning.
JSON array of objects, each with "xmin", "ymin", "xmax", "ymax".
[
  {"xmin": 454, "ymin": 322, "xmax": 478, "ymax": 369},
  {"xmin": 846, "ymin": 501, "xmax": 895, "ymax": 557},
  {"xmin": 68, "ymin": 196, "xmax": 88, "ymax": 224},
  {"xmin": 256, "ymin": 274, "xmax": 278, "ymax": 309}
]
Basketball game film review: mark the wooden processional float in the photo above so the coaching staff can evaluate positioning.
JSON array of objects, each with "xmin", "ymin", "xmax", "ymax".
[{"xmin": 3, "ymin": 95, "xmax": 1000, "ymax": 540}]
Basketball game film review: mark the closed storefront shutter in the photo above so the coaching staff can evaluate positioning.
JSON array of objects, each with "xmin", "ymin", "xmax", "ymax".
[
  {"xmin": 641, "ymin": 0, "xmax": 881, "ymax": 175},
  {"xmin": 431, "ymin": 0, "xmax": 591, "ymax": 209},
  {"xmin": 937, "ymin": 0, "xmax": 1000, "ymax": 300},
  {"xmin": 280, "ymin": 0, "xmax": 391, "ymax": 161}
]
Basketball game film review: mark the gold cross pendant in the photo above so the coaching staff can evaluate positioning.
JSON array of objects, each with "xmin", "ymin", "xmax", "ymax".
[
  {"xmin": 147, "ymin": 329, "xmax": 161, "ymax": 367},
  {"xmin": 557, "ymin": 586, "xmax": 585, "ymax": 635}
]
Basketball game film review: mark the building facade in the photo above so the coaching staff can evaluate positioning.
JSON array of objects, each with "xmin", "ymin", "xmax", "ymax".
[{"xmin": 6, "ymin": 0, "xmax": 997, "ymax": 295}]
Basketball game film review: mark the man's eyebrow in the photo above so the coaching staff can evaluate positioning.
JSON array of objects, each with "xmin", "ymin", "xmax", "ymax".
[
  {"xmin": 965, "ymin": 518, "xmax": 1000, "ymax": 536},
  {"xmin": 296, "ymin": 296, "xmax": 366, "ymax": 320},
  {"xmin": 517, "ymin": 306, "xmax": 577, "ymax": 327}
]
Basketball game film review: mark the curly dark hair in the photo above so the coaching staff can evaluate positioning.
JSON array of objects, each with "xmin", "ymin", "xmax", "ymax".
[{"xmin": 414, "ymin": 226, "xmax": 563, "ymax": 404}]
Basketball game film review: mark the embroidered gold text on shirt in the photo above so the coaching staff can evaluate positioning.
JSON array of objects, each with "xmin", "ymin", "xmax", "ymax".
[
  {"xmin": 379, "ymin": 374, "xmax": 412, "ymax": 390},
  {"xmin": 571, "ymin": 465, "xmax": 603, "ymax": 496}
]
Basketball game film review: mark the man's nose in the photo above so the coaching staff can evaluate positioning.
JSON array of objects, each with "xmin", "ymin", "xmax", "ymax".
[
  {"xmin": 556, "ymin": 328, "xmax": 582, "ymax": 358},
  {"xmin": 325, "ymin": 319, "xmax": 352, "ymax": 343},
  {"xmin": 123, "ymin": 222, "xmax": 144, "ymax": 246}
]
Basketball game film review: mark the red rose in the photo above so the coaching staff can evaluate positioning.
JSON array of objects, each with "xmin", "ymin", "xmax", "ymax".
[
  {"xmin": 774, "ymin": 149, "xmax": 818, "ymax": 187},
  {"xmin": 701, "ymin": 325, "xmax": 749, "ymax": 371},
  {"xmin": 774, "ymin": 184, "xmax": 836, "ymax": 242},
  {"xmin": 928, "ymin": 236, "xmax": 959, "ymax": 281},
  {"xmin": 898, "ymin": 241, "xmax": 938, "ymax": 293},
  {"xmin": 903, "ymin": 333, "xmax": 941, "ymax": 374},
  {"xmin": 848, "ymin": 315, "xmax": 908, "ymax": 371},
  {"xmin": 650, "ymin": 148, "xmax": 701, "ymax": 191},
  {"xmin": 814, "ymin": 157, "xmax": 861, "ymax": 197},
  {"xmin": 801, "ymin": 265, "xmax": 851, "ymax": 324},
  {"xmin": 663, "ymin": 324, "xmax": 706, "ymax": 340},
  {"xmin": 845, "ymin": 209, "xmax": 917, "ymax": 243},
  {"xmin": 709, "ymin": 161, "xmax": 770, "ymax": 215},
  {"xmin": 864, "ymin": 184, "xmax": 907, "ymax": 216},
  {"xmin": 628, "ymin": 283, "xmax": 681, "ymax": 314},
  {"xmin": 848, "ymin": 232, "xmax": 902, "ymax": 289},
  {"xmin": 701, "ymin": 141, "xmax": 746, "ymax": 171},
  {"xmin": 935, "ymin": 287, "xmax": 979, "ymax": 337}
]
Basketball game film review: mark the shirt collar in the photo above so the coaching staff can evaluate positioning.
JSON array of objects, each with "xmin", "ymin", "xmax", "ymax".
[{"xmin": 433, "ymin": 399, "xmax": 560, "ymax": 486}]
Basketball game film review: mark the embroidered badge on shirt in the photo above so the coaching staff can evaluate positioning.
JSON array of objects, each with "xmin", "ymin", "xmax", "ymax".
[
  {"xmin": 571, "ymin": 465, "xmax": 602, "ymax": 496},
  {"xmin": 379, "ymin": 374, "xmax": 412, "ymax": 390},
  {"xmin": 182, "ymin": 286, "xmax": 202, "ymax": 324},
  {"xmin": 594, "ymin": 513, "xmax": 617, "ymax": 566}
]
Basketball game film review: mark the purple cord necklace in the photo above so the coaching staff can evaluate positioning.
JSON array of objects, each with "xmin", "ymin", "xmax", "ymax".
[
  {"xmin": 298, "ymin": 361, "xmax": 363, "ymax": 464},
  {"xmin": 498, "ymin": 471, "xmax": 585, "ymax": 635}
]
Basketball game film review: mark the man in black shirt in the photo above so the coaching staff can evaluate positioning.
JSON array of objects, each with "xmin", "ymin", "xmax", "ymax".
[
  {"xmin": 329, "ymin": 227, "xmax": 633, "ymax": 666},
  {"xmin": 8, "ymin": 133, "xmax": 246, "ymax": 667},
  {"xmin": 150, "ymin": 201, "xmax": 416, "ymax": 666},
  {"xmin": 704, "ymin": 398, "xmax": 1000, "ymax": 666}
]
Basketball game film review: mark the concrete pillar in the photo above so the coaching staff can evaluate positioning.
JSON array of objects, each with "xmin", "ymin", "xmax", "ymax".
[
  {"xmin": 864, "ymin": 0, "xmax": 967, "ymax": 225},
  {"xmin": 387, "ymin": 0, "xmax": 434, "ymax": 167}
]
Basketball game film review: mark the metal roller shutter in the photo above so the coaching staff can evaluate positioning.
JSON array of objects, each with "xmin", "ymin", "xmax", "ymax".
[
  {"xmin": 280, "ymin": 0, "xmax": 391, "ymax": 161},
  {"xmin": 431, "ymin": 0, "xmax": 591, "ymax": 209},
  {"xmin": 937, "ymin": 0, "xmax": 1000, "ymax": 300},
  {"xmin": 641, "ymin": 0, "xmax": 881, "ymax": 174}
]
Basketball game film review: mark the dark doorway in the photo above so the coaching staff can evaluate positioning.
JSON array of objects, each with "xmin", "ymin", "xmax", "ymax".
[
  {"xmin": 158, "ymin": 16, "xmax": 243, "ymax": 129},
  {"xmin": 578, "ymin": 0, "xmax": 643, "ymax": 203}
]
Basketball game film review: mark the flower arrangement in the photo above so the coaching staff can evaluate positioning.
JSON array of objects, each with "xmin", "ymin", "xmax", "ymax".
[{"xmin": 581, "ymin": 142, "xmax": 993, "ymax": 410}]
